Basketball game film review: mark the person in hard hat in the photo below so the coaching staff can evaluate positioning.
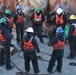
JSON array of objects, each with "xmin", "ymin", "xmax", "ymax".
[
  {"xmin": 69, "ymin": 15, "xmax": 76, "ymax": 24},
  {"xmin": 54, "ymin": 8, "xmax": 67, "ymax": 30},
  {"xmin": 22, "ymin": 27, "xmax": 40, "ymax": 74},
  {"xmin": 4, "ymin": 9, "xmax": 14, "ymax": 47},
  {"xmin": 0, "ymin": 17, "xmax": 13, "ymax": 70},
  {"xmin": 67, "ymin": 15, "xmax": 76, "ymax": 59},
  {"xmin": 47, "ymin": 27, "xmax": 65, "ymax": 73},
  {"xmin": 13, "ymin": 5, "xmax": 25, "ymax": 45},
  {"xmin": 31, "ymin": 6, "xmax": 44, "ymax": 43}
]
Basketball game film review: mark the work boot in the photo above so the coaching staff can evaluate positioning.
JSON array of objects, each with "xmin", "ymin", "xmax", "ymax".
[
  {"xmin": 0, "ymin": 62, "xmax": 4, "ymax": 66},
  {"xmin": 6, "ymin": 65, "xmax": 14, "ymax": 70},
  {"xmin": 10, "ymin": 44, "xmax": 14, "ymax": 47},
  {"xmin": 26, "ymin": 71, "xmax": 29, "ymax": 74},
  {"xmin": 26, "ymin": 69, "xmax": 30, "ymax": 73},
  {"xmin": 57, "ymin": 70, "xmax": 62, "ymax": 73},
  {"xmin": 26, "ymin": 68, "xmax": 30, "ymax": 74},
  {"xmin": 47, "ymin": 68, "xmax": 52, "ymax": 74},
  {"xmin": 35, "ymin": 70, "xmax": 40, "ymax": 75},
  {"xmin": 0, "ymin": 60, "xmax": 4, "ymax": 66},
  {"xmin": 40, "ymin": 40, "xmax": 44, "ymax": 43}
]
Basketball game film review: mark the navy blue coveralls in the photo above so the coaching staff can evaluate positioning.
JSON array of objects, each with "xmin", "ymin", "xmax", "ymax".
[
  {"xmin": 31, "ymin": 10, "xmax": 44, "ymax": 43},
  {"xmin": 68, "ymin": 24, "xmax": 76, "ymax": 58},
  {"xmin": 0, "ymin": 23, "xmax": 12, "ymax": 69},
  {"xmin": 13, "ymin": 11, "xmax": 25, "ymax": 44},
  {"xmin": 22, "ymin": 32, "xmax": 40, "ymax": 73}
]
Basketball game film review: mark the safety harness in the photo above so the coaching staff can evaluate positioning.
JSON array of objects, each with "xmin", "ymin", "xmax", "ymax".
[
  {"xmin": 0, "ymin": 30, "xmax": 6, "ymax": 42},
  {"xmin": 72, "ymin": 24, "xmax": 76, "ymax": 36},
  {"xmin": 6, "ymin": 17, "xmax": 13, "ymax": 28},
  {"xmin": 53, "ymin": 37, "xmax": 64, "ymax": 49},
  {"xmin": 23, "ymin": 37, "xmax": 35, "ymax": 50},
  {"xmin": 56, "ymin": 14, "xmax": 64, "ymax": 25},
  {"xmin": 34, "ymin": 12, "xmax": 42, "ymax": 24},
  {"xmin": 16, "ymin": 14, "xmax": 24, "ymax": 24}
]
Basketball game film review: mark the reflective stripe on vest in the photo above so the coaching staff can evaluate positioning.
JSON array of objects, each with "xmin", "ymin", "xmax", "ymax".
[
  {"xmin": 56, "ymin": 14, "xmax": 64, "ymax": 25},
  {"xmin": 53, "ymin": 40, "xmax": 64, "ymax": 49},
  {"xmin": 72, "ymin": 24, "xmax": 76, "ymax": 36},
  {"xmin": 0, "ymin": 30, "xmax": 6, "ymax": 42},
  {"xmin": 6, "ymin": 17, "xmax": 13, "ymax": 28},
  {"xmin": 34, "ymin": 12, "xmax": 42, "ymax": 21},
  {"xmin": 16, "ymin": 14, "xmax": 24, "ymax": 24},
  {"xmin": 23, "ymin": 37, "xmax": 35, "ymax": 50}
]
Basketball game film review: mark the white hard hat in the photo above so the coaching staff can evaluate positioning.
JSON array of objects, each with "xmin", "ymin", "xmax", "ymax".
[
  {"xmin": 26, "ymin": 27, "xmax": 34, "ymax": 33},
  {"xmin": 56, "ymin": 8, "xmax": 63, "ymax": 14}
]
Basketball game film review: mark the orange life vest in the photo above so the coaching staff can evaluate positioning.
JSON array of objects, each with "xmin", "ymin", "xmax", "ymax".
[
  {"xmin": 23, "ymin": 37, "xmax": 35, "ymax": 50},
  {"xmin": 53, "ymin": 39, "xmax": 64, "ymax": 50},
  {"xmin": 72, "ymin": 24, "xmax": 76, "ymax": 36},
  {"xmin": 6, "ymin": 17, "xmax": 13, "ymax": 28},
  {"xmin": 56, "ymin": 14, "xmax": 64, "ymax": 25},
  {"xmin": 34, "ymin": 12, "xmax": 42, "ymax": 21},
  {"xmin": 16, "ymin": 14, "xmax": 24, "ymax": 24},
  {"xmin": 0, "ymin": 30, "xmax": 6, "ymax": 42}
]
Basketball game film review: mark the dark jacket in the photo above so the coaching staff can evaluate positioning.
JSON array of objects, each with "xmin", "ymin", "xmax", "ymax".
[
  {"xmin": 22, "ymin": 33, "xmax": 40, "ymax": 53},
  {"xmin": 51, "ymin": 33, "xmax": 64, "ymax": 46},
  {"xmin": 0, "ymin": 23, "xmax": 12, "ymax": 41},
  {"xmin": 4, "ymin": 14, "xmax": 13, "ymax": 32},
  {"xmin": 54, "ymin": 13, "xmax": 67, "ymax": 30},
  {"xmin": 68, "ymin": 25, "xmax": 76, "ymax": 41},
  {"xmin": 68, "ymin": 19, "xmax": 76, "ymax": 24}
]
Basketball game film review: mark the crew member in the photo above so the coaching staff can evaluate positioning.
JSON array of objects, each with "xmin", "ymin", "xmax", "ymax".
[
  {"xmin": 22, "ymin": 27, "xmax": 40, "ymax": 74},
  {"xmin": 67, "ymin": 15, "xmax": 76, "ymax": 59},
  {"xmin": 13, "ymin": 5, "xmax": 25, "ymax": 45},
  {"xmin": 0, "ymin": 17, "xmax": 13, "ymax": 70},
  {"xmin": 4, "ymin": 9, "xmax": 14, "ymax": 47},
  {"xmin": 54, "ymin": 8, "xmax": 67, "ymax": 30},
  {"xmin": 31, "ymin": 6, "xmax": 44, "ymax": 43},
  {"xmin": 47, "ymin": 27, "xmax": 65, "ymax": 73}
]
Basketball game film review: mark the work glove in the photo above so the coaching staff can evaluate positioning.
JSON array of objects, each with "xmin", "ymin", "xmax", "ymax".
[
  {"xmin": 37, "ymin": 51, "xmax": 43, "ymax": 56},
  {"xmin": 37, "ymin": 50, "xmax": 40, "ymax": 53}
]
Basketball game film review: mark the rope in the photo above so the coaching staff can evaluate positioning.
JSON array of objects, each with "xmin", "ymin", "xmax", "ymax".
[
  {"xmin": 16, "ymin": 50, "xmax": 57, "ymax": 75},
  {"xmin": 40, "ymin": 51, "xmax": 51, "ymax": 56},
  {"xmin": 11, "ymin": 60, "xmax": 24, "ymax": 72},
  {"xmin": 0, "ymin": 50, "xmax": 56, "ymax": 75},
  {"xmin": 18, "ymin": 50, "xmax": 24, "ymax": 58}
]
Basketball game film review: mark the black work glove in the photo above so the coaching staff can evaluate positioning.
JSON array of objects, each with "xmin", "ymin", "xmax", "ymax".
[
  {"xmin": 37, "ymin": 50, "xmax": 40, "ymax": 53},
  {"xmin": 22, "ymin": 49, "xmax": 24, "ymax": 51}
]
